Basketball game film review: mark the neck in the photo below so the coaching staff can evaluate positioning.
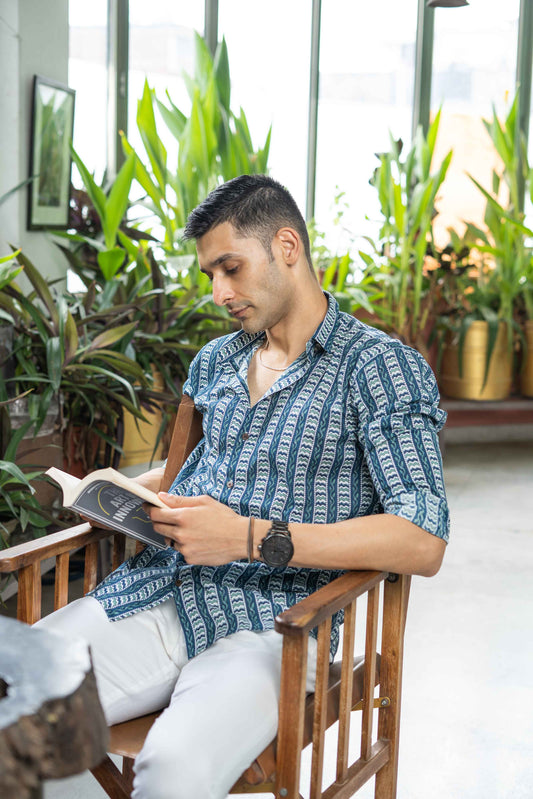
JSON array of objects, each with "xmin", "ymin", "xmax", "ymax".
[{"xmin": 264, "ymin": 284, "xmax": 328, "ymax": 360}]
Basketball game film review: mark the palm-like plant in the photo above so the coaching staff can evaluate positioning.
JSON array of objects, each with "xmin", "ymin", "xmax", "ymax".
[{"xmin": 360, "ymin": 110, "xmax": 452, "ymax": 358}]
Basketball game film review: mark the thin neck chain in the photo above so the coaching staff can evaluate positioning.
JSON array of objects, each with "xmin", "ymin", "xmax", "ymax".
[{"xmin": 258, "ymin": 346, "xmax": 288, "ymax": 372}]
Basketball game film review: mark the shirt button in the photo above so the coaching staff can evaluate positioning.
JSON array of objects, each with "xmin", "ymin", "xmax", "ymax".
[
  {"xmin": 242, "ymin": 432, "xmax": 250, "ymax": 441},
  {"xmin": 227, "ymin": 480, "xmax": 234, "ymax": 488},
  {"xmin": 175, "ymin": 579, "xmax": 182, "ymax": 587}
]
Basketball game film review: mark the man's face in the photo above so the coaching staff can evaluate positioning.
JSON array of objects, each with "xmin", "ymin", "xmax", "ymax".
[{"xmin": 196, "ymin": 222, "xmax": 292, "ymax": 334}]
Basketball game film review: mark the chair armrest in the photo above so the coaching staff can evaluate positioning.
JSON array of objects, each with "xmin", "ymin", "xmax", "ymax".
[
  {"xmin": 0, "ymin": 523, "xmax": 113, "ymax": 574},
  {"xmin": 274, "ymin": 570, "xmax": 386, "ymax": 637}
]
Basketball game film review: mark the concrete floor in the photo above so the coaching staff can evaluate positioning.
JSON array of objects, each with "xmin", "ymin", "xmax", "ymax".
[{"xmin": 16, "ymin": 440, "xmax": 533, "ymax": 798}]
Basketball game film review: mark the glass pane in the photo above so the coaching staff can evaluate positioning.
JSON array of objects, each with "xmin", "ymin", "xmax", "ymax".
[
  {"xmin": 431, "ymin": 0, "xmax": 520, "ymax": 245},
  {"xmin": 68, "ymin": 0, "xmax": 107, "ymax": 179},
  {"xmin": 315, "ymin": 1, "xmax": 417, "ymax": 247},
  {"xmin": 128, "ymin": 1, "xmax": 204, "ymax": 155},
  {"xmin": 219, "ymin": 0, "xmax": 312, "ymax": 213}
]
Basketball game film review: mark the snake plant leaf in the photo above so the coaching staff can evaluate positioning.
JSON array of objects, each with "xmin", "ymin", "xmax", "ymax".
[
  {"xmin": 97, "ymin": 247, "xmax": 126, "ymax": 280},
  {"xmin": 105, "ymin": 153, "xmax": 136, "ymax": 246},
  {"xmin": 214, "ymin": 37, "xmax": 231, "ymax": 111}
]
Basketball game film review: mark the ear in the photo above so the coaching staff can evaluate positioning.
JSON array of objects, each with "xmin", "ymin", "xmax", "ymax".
[{"xmin": 274, "ymin": 227, "xmax": 300, "ymax": 265}]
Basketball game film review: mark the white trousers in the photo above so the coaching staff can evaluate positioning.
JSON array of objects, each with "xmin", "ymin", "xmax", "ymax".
[{"xmin": 36, "ymin": 596, "xmax": 317, "ymax": 799}]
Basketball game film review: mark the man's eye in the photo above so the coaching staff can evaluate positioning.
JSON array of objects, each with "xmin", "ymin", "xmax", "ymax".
[{"xmin": 226, "ymin": 267, "xmax": 238, "ymax": 275}]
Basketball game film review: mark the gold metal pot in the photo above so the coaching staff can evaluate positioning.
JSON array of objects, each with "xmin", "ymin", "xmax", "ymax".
[
  {"xmin": 120, "ymin": 370, "xmax": 165, "ymax": 467},
  {"xmin": 520, "ymin": 320, "xmax": 533, "ymax": 397},
  {"xmin": 439, "ymin": 320, "xmax": 512, "ymax": 400}
]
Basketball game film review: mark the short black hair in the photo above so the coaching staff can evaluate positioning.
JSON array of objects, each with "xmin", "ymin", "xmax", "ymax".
[{"xmin": 183, "ymin": 174, "xmax": 312, "ymax": 268}]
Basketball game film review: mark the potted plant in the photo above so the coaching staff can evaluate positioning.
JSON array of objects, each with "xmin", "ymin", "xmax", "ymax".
[
  {"xmin": 437, "ymin": 93, "xmax": 532, "ymax": 400},
  {"xmin": 358, "ymin": 110, "xmax": 452, "ymax": 362},
  {"xmin": 433, "ymin": 230, "xmax": 514, "ymax": 400}
]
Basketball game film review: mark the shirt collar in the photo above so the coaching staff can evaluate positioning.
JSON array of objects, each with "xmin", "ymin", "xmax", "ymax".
[{"xmin": 218, "ymin": 291, "xmax": 340, "ymax": 362}]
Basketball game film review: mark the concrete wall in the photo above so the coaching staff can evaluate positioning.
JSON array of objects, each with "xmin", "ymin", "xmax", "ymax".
[{"xmin": 0, "ymin": 0, "xmax": 69, "ymax": 282}]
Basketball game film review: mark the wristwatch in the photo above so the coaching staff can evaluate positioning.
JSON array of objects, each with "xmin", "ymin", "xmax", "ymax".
[{"xmin": 258, "ymin": 520, "xmax": 294, "ymax": 567}]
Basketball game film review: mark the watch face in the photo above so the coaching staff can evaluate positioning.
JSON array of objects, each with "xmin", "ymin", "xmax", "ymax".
[{"xmin": 260, "ymin": 533, "xmax": 294, "ymax": 567}]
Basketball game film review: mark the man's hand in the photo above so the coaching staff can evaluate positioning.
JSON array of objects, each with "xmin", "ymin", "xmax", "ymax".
[{"xmin": 148, "ymin": 494, "xmax": 248, "ymax": 566}]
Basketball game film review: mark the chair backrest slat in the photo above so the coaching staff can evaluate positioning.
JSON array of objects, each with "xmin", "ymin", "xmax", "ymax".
[
  {"xmin": 336, "ymin": 599, "xmax": 357, "ymax": 783},
  {"xmin": 112, "ymin": 535, "xmax": 126, "ymax": 572},
  {"xmin": 54, "ymin": 552, "xmax": 70, "ymax": 611},
  {"xmin": 309, "ymin": 616, "xmax": 332, "ymax": 799},
  {"xmin": 161, "ymin": 395, "xmax": 203, "ymax": 493},
  {"xmin": 361, "ymin": 584, "xmax": 380, "ymax": 760},
  {"xmin": 83, "ymin": 540, "xmax": 99, "ymax": 595},
  {"xmin": 17, "ymin": 562, "xmax": 41, "ymax": 624}
]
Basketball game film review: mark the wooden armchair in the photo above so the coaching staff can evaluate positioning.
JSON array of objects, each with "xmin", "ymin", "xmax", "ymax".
[{"xmin": 0, "ymin": 395, "xmax": 411, "ymax": 799}]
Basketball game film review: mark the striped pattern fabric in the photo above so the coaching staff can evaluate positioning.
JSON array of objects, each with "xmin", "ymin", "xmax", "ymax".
[{"xmin": 90, "ymin": 294, "xmax": 449, "ymax": 660}]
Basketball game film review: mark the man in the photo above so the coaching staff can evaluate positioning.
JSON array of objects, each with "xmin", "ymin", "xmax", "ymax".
[{"xmin": 38, "ymin": 175, "xmax": 449, "ymax": 799}]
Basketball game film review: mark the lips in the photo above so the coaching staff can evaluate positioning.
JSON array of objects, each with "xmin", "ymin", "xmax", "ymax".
[{"xmin": 229, "ymin": 306, "xmax": 249, "ymax": 318}]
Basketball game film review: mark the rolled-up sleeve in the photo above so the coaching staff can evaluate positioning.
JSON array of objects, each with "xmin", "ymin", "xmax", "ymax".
[{"xmin": 352, "ymin": 342, "xmax": 450, "ymax": 543}]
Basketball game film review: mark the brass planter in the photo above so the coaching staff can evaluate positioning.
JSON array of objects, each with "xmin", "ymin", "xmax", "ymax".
[
  {"xmin": 120, "ymin": 370, "xmax": 165, "ymax": 468},
  {"xmin": 439, "ymin": 320, "xmax": 512, "ymax": 400},
  {"xmin": 520, "ymin": 320, "xmax": 533, "ymax": 397}
]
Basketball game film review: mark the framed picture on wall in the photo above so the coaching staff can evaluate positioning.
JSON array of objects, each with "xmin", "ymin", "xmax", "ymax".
[{"xmin": 27, "ymin": 75, "xmax": 75, "ymax": 230}]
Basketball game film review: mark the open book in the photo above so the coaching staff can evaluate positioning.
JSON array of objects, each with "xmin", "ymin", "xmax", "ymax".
[{"xmin": 46, "ymin": 467, "xmax": 169, "ymax": 550}]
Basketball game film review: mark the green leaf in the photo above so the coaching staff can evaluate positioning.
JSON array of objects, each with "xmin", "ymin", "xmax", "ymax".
[
  {"xmin": 105, "ymin": 152, "xmax": 136, "ymax": 247},
  {"xmin": 46, "ymin": 337, "xmax": 63, "ymax": 392},
  {"xmin": 156, "ymin": 96, "xmax": 187, "ymax": 141},
  {"xmin": 71, "ymin": 146, "xmax": 107, "ymax": 222},
  {"xmin": 13, "ymin": 250, "xmax": 59, "ymax": 328},
  {"xmin": 137, "ymin": 80, "xmax": 167, "ymax": 194},
  {"xmin": 97, "ymin": 248, "xmax": 126, "ymax": 280},
  {"xmin": 85, "ymin": 322, "xmax": 138, "ymax": 352},
  {"xmin": 214, "ymin": 37, "xmax": 231, "ymax": 110},
  {"xmin": 193, "ymin": 32, "xmax": 214, "ymax": 93}
]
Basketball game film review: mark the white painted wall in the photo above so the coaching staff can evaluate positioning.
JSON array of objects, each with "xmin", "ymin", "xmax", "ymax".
[{"xmin": 0, "ymin": 0, "xmax": 69, "ymax": 282}]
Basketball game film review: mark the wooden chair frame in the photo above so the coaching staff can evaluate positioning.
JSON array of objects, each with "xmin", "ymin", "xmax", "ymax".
[{"xmin": 0, "ymin": 396, "xmax": 411, "ymax": 799}]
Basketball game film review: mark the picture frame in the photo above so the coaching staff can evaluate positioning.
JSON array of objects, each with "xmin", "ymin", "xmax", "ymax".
[{"xmin": 27, "ymin": 75, "xmax": 76, "ymax": 230}]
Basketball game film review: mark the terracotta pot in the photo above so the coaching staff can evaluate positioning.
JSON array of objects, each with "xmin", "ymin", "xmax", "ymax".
[{"xmin": 439, "ymin": 320, "xmax": 512, "ymax": 400}]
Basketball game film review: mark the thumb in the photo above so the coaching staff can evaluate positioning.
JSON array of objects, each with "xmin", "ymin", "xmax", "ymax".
[{"xmin": 157, "ymin": 492, "xmax": 203, "ymax": 508}]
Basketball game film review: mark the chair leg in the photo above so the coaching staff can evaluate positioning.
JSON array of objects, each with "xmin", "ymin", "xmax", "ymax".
[{"xmin": 374, "ymin": 574, "xmax": 411, "ymax": 799}]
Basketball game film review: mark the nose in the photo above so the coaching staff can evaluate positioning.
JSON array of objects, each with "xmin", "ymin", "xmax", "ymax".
[{"xmin": 211, "ymin": 273, "xmax": 235, "ymax": 307}]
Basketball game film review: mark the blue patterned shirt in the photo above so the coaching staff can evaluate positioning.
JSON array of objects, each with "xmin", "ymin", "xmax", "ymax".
[{"xmin": 90, "ymin": 294, "xmax": 449, "ymax": 659}]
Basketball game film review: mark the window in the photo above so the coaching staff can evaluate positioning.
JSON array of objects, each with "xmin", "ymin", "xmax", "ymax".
[
  {"xmin": 314, "ymin": 1, "xmax": 417, "ymax": 250},
  {"xmin": 219, "ymin": 0, "xmax": 312, "ymax": 213},
  {"xmin": 68, "ymin": 0, "xmax": 108, "ymax": 180},
  {"xmin": 430, "ymin": 0, "xmax": 520, "ymax": 246},
  {"xmin": 128, "ymin": 1, "xmax": 204, "ymax": 157}
]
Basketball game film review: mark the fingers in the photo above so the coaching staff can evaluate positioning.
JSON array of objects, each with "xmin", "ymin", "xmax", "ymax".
[{"xmin": 157, "ymin": 493, "xmax": 208, "ymax": 508}]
